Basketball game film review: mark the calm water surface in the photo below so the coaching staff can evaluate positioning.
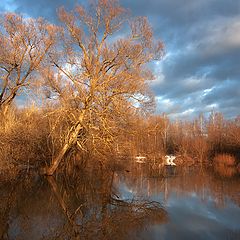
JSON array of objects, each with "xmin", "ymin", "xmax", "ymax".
[
  {"xmin": 0, "ymin": 161, "xmax": 239, "ymax": 240},
  {"xmin": 115, "ymin": 164, "xmax": 240, "ymax": 240}
]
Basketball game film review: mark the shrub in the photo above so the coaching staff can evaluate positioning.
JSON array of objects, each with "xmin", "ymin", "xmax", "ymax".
[
  {"xmin": 213, "ymin": 154, "xmax": 236, "ymax": 166},
  {"xmin": 0, "ymin": 107, "xmax": 52, "ymax": 171},
  {"xmin": 213, "ymin": 154, "xmax": 237, "ymax": 177}
]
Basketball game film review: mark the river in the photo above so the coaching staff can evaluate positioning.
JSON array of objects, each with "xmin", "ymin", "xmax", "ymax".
[{"xmin": 0, "ymin": 161, "xmax": 239, "ymax": 239}]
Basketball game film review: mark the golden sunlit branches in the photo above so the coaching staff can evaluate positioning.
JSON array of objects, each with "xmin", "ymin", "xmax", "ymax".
[
  {"xmin": 40, "ymin": 0, "xmax": 164, "ymax": 174},
  {"xmin": 0, "ymin": 13, "xmax": 58, "ymax": 114}
]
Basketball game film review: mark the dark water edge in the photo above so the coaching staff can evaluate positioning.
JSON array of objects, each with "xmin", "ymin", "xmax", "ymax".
[{"xmin": 0, "ymin": 161, "xmax": 240, "ymax": 240}]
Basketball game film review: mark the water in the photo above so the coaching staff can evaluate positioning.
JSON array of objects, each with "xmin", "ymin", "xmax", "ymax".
[
  {"xmin": 115, "ymin": 163, "xmax": 240, "ymax": 240},
  {"xmin": 0, "ymin": 161, "xmax": 239, "ymax": 240}
]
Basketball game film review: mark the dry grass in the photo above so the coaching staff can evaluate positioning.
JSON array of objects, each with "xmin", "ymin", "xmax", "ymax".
[{"xmin": 213, "ymin": 154, "xmax": 237, "ymax": 177}]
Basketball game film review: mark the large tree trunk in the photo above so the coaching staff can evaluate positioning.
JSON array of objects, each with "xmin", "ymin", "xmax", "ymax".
[
  {"xmin": 43, "ymin": 122, "xmax": 84, "ymax": 175},
  {"xmin": 44, "ymin": 143, "xmax": 71, "ymax": 175}
]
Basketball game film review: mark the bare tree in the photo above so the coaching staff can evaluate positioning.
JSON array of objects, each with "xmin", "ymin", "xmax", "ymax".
[
  {"xmin": 43, "ymin": 0, "xmax": 164, "ymax": 175},
  {"xmin": 0, "ymin": 13, "xmax": 57, "ymax": 115}
]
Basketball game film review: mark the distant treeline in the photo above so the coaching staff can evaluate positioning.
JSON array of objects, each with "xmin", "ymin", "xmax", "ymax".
[{"xmin": 121, "ymin": 112, "xmax": 240, "ymax": 160}]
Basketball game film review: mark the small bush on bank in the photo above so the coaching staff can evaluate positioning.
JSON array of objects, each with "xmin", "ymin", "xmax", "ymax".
[
  {"xmin": 213, "ymin": 154, "xmax": 237, "ymax": 177},
  {"xmin": 213, "ymin": 154, "xmax": 236, "ymax": 166}
]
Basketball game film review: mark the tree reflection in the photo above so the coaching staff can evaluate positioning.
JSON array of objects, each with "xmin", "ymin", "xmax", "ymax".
[
  {"xmin": 116, "ymin": 161, "xmax": 240, "ymax": 208},
  {"xmin": 0, "ymin": 164, "xmax": 168, "ymax": 240},
  {"xmin": 45, "ymin": 167, "xmax": 167, "ymax": 240},
  {"xmin": 1, "ymin": 161, "xmax": 239, "ymax": 240}
]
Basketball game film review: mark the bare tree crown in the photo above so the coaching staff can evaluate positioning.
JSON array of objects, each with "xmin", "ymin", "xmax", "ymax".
[{"xmin": 0, "ymin": 13, "xmax": 57, "ymax": 114}]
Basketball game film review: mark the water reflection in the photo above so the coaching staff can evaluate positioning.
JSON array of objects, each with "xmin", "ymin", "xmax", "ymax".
[
  {"xmin": 0, "ymin": 166, "xmax": 167, "ymax": 240},
  {"xmin": 114, "ymin": 161, "xmax": 240, "ymax": 240},
  {"xmin": 0, "ymin": 161, "xmax": 239, "ymax": 240},
  {"xmin": 115, "ymin": 162, "xmax": 240, "ymax": 207}
]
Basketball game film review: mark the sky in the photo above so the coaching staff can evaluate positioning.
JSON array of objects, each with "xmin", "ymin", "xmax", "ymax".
[{"xmin": 1, "ymin": 0, "xmax": 240, "ymax": 120}]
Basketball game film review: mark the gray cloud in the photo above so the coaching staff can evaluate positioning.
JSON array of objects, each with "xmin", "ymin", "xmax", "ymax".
[
  {"xmin": 203, "ymin": 80, "xmax": 240, "ymax": 105},
  {"xmin": 4, "ymin": 0, "xmax": 240, "ymax": 119},
  {"xmin": 142, "ymin": 0, "xmax": 240, "ymax": 119}
]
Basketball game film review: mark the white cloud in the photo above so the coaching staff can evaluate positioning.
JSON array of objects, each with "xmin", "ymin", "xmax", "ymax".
[{"xmin": 202, "ymin": 88, "xmax": 214, "ymax": 97}]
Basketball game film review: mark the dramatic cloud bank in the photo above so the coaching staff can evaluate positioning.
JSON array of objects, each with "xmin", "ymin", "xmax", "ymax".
[{"xmin": 1, "ymin": 0, "xmax": 239, "ymax": 119}]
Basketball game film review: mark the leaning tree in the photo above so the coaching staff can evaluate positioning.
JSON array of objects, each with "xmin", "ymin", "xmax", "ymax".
[{"xmin": 43, "ymin": 0, "xmax": 164, "ymax": 175}]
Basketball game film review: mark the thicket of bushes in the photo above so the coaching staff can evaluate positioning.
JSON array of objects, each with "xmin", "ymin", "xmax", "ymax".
[
  {"xmin": 0, "ymin": 105, "xmax": 124, "ymax": 173},
  {"xmin": 122, "ymin": 113, "xmax": 239, "ymax": 156},
  {"xmin": 0, "ymin": 107, "xmax": 239, "ymax": 177},
  {"xmin": 0, "ymin": 107, "xmax": 51, "ymax": 173},
  {"xmin": 117, "ymin": 112, "xmax": 240, "ymax": 176}
]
